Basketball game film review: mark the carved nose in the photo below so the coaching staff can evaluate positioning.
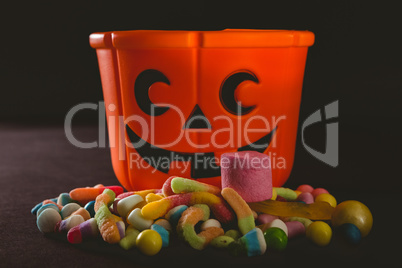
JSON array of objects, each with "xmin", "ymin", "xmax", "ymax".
[{"xmin": 183, "ymin": 104, "xmax": 211, "ymax": 129}]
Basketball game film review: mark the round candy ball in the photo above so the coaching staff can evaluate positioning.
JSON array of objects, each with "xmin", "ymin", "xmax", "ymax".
[
  {"xmin": 315, "ymin": 193, "xmax": 337, "ymax": 207},
  {"xmin": 263, "ymin": 227, "xmax": 288, "ymax": 251},
  {"xmin": 296, "ymin": 184, "xmax": 314, "ymax": 193},
  {"xmin": 306, "ymin": 221, "xmax": 332, "ymax": 246},
  {"xmin": 331, "ymin": 200, "xmax": 373, "ymax": 237},
  {"xmin": 338, "ymin": 223, "xmax": 361, "ymax": 244},
  {"xmin": 136, "ymin": 230, "xmax": 162, "ymax": 256},
  {"xmin": 311, "ymin": 188, "xmax": 329, "ymax": 198}
]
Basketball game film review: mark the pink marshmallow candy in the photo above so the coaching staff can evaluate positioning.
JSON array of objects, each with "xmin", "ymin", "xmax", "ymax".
[{"xmin": 221, "ymin": 151, "xmax": 272, "ymax": 203}]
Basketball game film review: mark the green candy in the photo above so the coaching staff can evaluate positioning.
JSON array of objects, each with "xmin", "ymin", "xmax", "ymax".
[
  {"xmin": 274, "ymin": 187, "xmax": 297, "ymax": 201},
  {"xmin": 210, "ymin": 236, "xmax": 235, "ymax": 248},
  {"xmin": 263, "ymin": 227, "xmax": 288, "ymax": 251},
  {"xmin": 225, "ymin": 229, "xmax": 241, "ymax": 240}
]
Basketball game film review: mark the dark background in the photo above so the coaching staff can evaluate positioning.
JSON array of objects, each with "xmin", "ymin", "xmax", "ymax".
[{"xmin": 1, "ymin": 0, "xmax": 401, "ymax": 267}]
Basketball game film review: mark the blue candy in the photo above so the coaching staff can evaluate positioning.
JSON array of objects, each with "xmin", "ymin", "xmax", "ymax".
[
  {"xmin": 165, "ymin": 205, "xmax": 188, "ymax": 226},
  {"xmin": 339, "ymin": 223, "xmax": 361, "ymax": 244},
  {"xmin": 84, "ymin": 201, "xmax": 96, "ymax": 218},
  {"xmin": 151, "ymin": 224, "xmax": 169, "ymax": 247},
  {"xmin": 37, "ymin": 203, "xmax": 60, "ymax": 216}
]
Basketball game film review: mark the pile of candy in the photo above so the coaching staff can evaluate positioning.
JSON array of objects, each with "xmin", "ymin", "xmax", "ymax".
[{"xmin": 32, "ymin": 176, "xmax": 373, "ymax": 256}]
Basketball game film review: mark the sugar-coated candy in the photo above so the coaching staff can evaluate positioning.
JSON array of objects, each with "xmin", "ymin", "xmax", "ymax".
[
  {"xmin": 151, "ymin": 224, "xmax": 169, "ymax": 247},
  {"xmin": 331, "ymin": 200, "xmax": 373, "ymax": 237},
  {"xmin": 161, "ymin": 176, "xmax": 176, "ymax": 196},
  {"xmin": 84, "ymin": 201, "xmax": 96, "ymax": 218},
  {"xmin": 210, "ymin": 236, "xmax": 235, "ymax": 248},
  {"xmin": 117, "ymin": 194, "xmax": 143, "ymax": 218},
  {"xmin": 94, "ymin": 189, "xmax": 115, "ymax": 212},
  {"xmin": 338, "ymin": 223, "xmax": 361, "ymax": 244},
  {"xmin": 69, "ymin": 185, "xmax": 123, "ymax": 205},
  {"xmin": 296, "ymin": 184, "xmax": 314, "ymax": 193},
  {"xmin": 315, "ymin": 193, "xmax": 337, "ymax": 207},
  {"xmin": 55, "ymin": 215, "xmax": 85, "ymax": 232},
  {"xmin": 221, "ymin": 187, "xmax": 255, "ymax": 235},
  {"xmin": 37, "ymin": 203, "xmax": 60, "ymax": 216},
  {"xmin": 141, "ymin": 191, "xmax": 234, "ymax": 224},
  {"xmin": 117, "ymin": 189, "xmax": 158, "ymax": 200},
  {"xmin": 61, "ymin": 203, "xmax": 81, "ymax": 219},
  {"xmin": 263, "ymin": 227, "xmax": 288, "ymax": 251},
  {"xmin": 285, "ymin": 221, "xmax": 306, "ymax": 239},
  {"xmin": 119, "ymin": 225, "xmax": 140, "ymax": 250},
  {"xmin": 225, "ymin": 229, "xmax": 241, "ymax": 240},
  {"xmin": 311, "ymin": 188, "xmax": 329, "ymax": 198},
  {"xmin": 165, "ymin": 205, "xmax": 188, "ymax": 226},
  {"xmin": 177, "ymin": 205, "xmax": 224, "ymax": 250},
  {"xmin": 201, "ymin": 219, "xmax": 221, "ymax": 231},
  {"xmin": 273, "ymin": 187, "xmax": 297, "ymax": 201},
  {"xmin": 257, "ymin": 214, "xmax": 278, "ymax": 225},
  {"xmin": 127, "ymin": 208, "xmax": 153, "ymax": 231},
  {"xmin": 221, "ymin": 151, "xmax": 272, "ymax": 202},
  {"xmin": 67, "ymin": 218, "xmax": 99, "ymax": 244},
  {"xmin": 95, "ymin": 204, "xmax": 121, "ymax": 243},
  {"xmin": 239, "ymin": 228, "xmax": 267, "ymax": 256},
  {"xmin": 249, "ymin": 199, "xmax": 334, "ymax": 220},
  {"xmin": 306, "ymin": 221, "xmax": 332, "ymax": 246},
  {"xmin": 136, "ymin": 229, "xmax": 162, "ymax": 256},
  {"xmin": 154, "ymin": 219, "xmax": 172, "ymax": 233},
  {"xmin": 145, "ymin": 193, "xmax": 163, "ymax": 203},
  {"xmin": 170, "ymin": 176, "xmax": 221, "ymax": 195},
  {"xmin": 37, "ymin": 208, "xmax": 62, "ymax": 233}
]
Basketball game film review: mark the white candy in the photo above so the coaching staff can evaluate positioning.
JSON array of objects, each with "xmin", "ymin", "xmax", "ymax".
[
  {"xmin": 62, "ymin": 215, "xmax": 85, "ymax": 231},
  {"xmin": 37, "ymin": 208, "xmax": 62, "ymax": 233},
  {"xmin": 61, "ymin": 203, "xmax": 81, "ymax": 219},
  {"xmin": 117, "ymin": 195, "xmax": 143, "ymax": 218},
  {"xmin": 201, "ymin": 219, "xmax": 221, "ymax": 231},
  {"xmin": 265, "ymin": 219, "xmax": 288, "ymax": 236},
  {"xmin": 154, "ymin": 219, "xmax": 172, "ymax": 232},
  {"xmin": 127, "ymin": 208, "xmax": 153, "ymax": 231}
]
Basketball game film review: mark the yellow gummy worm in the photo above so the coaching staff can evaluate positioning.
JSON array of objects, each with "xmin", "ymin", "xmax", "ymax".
[{"xmin": 248, "ymin": 200, "xmax": 334, "ymax": 220}]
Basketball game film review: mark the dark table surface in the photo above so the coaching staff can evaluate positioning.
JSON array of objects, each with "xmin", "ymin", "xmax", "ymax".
[{"xmin": 0, "ymin": 124, "xmax": 399, "ymax": 268}]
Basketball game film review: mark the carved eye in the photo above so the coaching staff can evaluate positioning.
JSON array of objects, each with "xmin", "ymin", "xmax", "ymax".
[
  {"xmin": 134, "ymin": 69, "xmax": 170, "ymax": 116},
  {"xmin": 220, "ymin": 71, "xmax": 258, "ymax": 115}
]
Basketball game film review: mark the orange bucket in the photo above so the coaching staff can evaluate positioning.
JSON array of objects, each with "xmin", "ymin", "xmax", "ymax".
[{"xmin": 90, "ymin": 29, "xmax": 314, "ymax": 191}]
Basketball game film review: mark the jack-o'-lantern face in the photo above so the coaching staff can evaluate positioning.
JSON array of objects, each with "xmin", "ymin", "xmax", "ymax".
[{"xmin": 90, "ymin": 30, "xmax": 314, "ymax": 191}]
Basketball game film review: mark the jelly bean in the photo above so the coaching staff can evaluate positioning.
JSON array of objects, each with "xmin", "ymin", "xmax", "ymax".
[
  {"xmin": 258, "ymin": 214, "xmax": 279, "ymax": 227},
  {"xmin": 119, "ymin": 225, "xmax": 140, "ymax": 250},
  {"xmin": 127, "ymin": 208, "xmax": 153, "ymax": 231},
  {"xmin": 296, "ymin": 184, "xmax": 314, "ymax": 193},
  {"xmin": 249, "ymin": 200, "xmax": 334, "ymax": 220},
  {"xmin": 117, "ymin": 194, "xmax": 143, "ymax": 218},
  {"xmin": 151, "ymin": 224, "xmax": 169, "ymax": 247},
  {"xmin": 225, "ymin": 229, "xmax": 241, "ymax": 240},
  {"xmin": 61, "ymin": 203, "xmax": 81, "ymax": 219},
  {"xmin": 201, "ymin": 219, "xmax": 221, "ymax": 231},
  {"xmin": 311, "ymin": 188, "xmax": 329, "ymax": 198},
  {"xmin": 331, "ymin": 200, "xmax": 373, "ymax": 237},
  {"xmin": 263, "ymin": 227, "xmax": 288, "ymax": 251},
  {"xmin": 285, "ymin": 221, "xmax": 305, "ymax": 239},
  {"xmin": 154, "ymin": 219, "xmax": 172, "ymax": 233},
  {"xmin": 287, "ymin": 217, "xmax": 313, "ymax": 229},
  {"xmin": 306, "ymin": 221, "xmax": 332, "ymax": 246},
  {"xmin": 338, "ymin": 223, "xmax": 361, "ymax": 244},
  {"xmin": 315, "ymin": 193, "xmax": 337, "ymax": 208},
  {"xmin": 259, "ymin": 219, "xmax": 288, "ymax": 236},
  {"xmin": 296, "ymin": 192, "xmax": 314, "ymax": 204},
  {"xmin": 37, "ymin": 208, "xmax": 62, "ymax": 233},
  {"xmin": 210, "ymin": 236, "xmax": 235, "ymax": 248},
  {"xmin": 84, "ymin": 201, "xmax": 96, "ymax": 218},
  {"xmin": 37, "ymin": 203, "xmax": 60, "ymax": 216},
  {"xmin": 136, "ymin": 229, "xmax": 163, "ymax": 256},
  {"xmin": 221, "ymin": 187, "xmax": 255, "ymax": 235}
]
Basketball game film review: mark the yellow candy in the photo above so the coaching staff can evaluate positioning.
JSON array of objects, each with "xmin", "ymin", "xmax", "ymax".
[
  {"xmin": 136, "ymin": 230, "xmax": 162, "ymax": 256},
  {"xmin": 331, "ymin": 200, "xmax": 373, "ymax": 237},
  {"xmin": 271, "ymin": 188, "xmax": 277, "ymax": 200},
  {"xmin": 315, "ymin": 193, "xmax": 337, "ymax": 208},
  {"xmin": 146, "ymin": 193, "xmax": 163, "ymax": 203},
  {"xmin": 306, "ymin": 221, "xmax": 332, "ymax": 246}
]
